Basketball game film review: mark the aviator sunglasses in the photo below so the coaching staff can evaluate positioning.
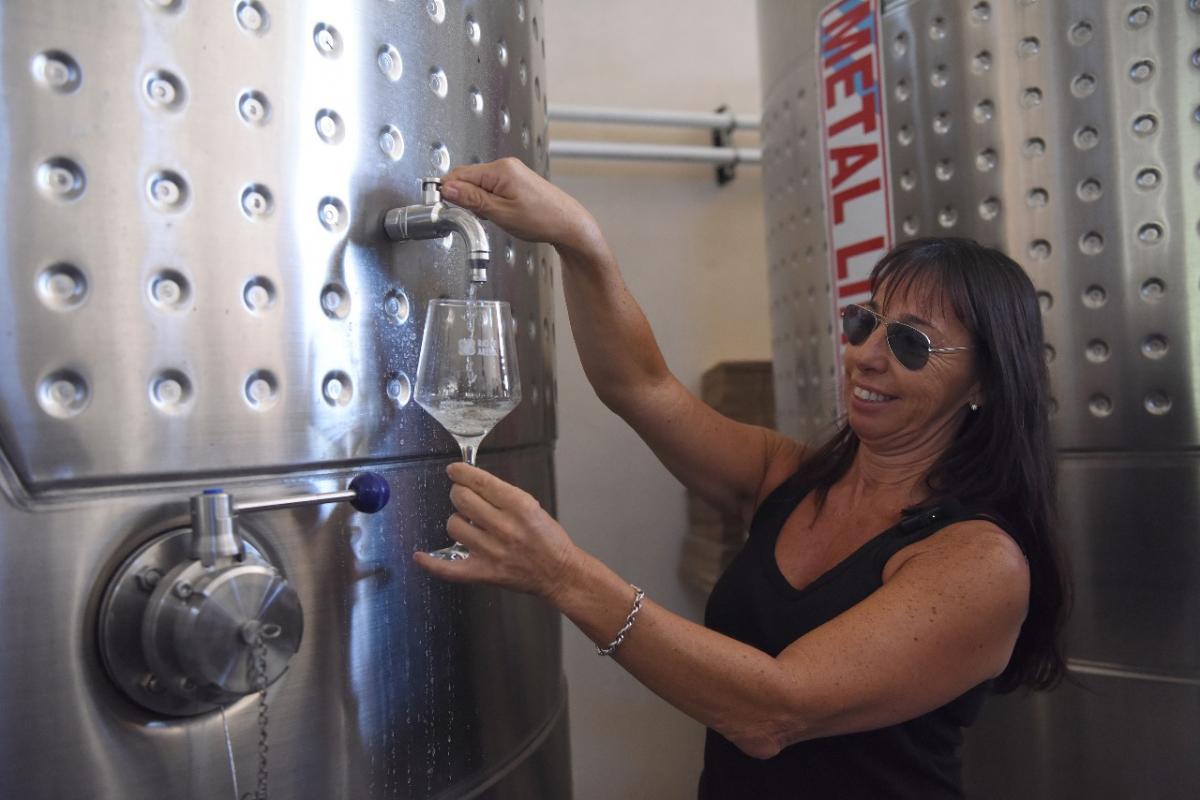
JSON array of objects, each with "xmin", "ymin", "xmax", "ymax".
[{"xmin": 841, "ymin": 303, "xmax": 971, "ymax": 371}]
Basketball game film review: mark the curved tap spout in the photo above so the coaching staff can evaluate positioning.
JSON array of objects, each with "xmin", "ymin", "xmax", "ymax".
[{"xmin": 383, "ymin": 178, "xmax": 491, "ymax": 283}]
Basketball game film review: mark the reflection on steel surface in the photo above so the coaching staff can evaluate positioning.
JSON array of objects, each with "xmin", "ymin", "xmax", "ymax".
[{"xmin": 1067, "ymin": 660, "xmax": 1200, "ymax": 689}]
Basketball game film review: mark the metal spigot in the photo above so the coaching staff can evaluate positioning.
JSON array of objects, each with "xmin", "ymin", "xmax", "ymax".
[
  {"xmin": 189, "ymin": 472, "xmax": 391, "ymax": 566},
  {"xmin": 189, "ymin": 489, "xmax": 242, "ymax": 566},
  {"xmin": 383, "ymin": 177, "xmax": 491, "ymax": 283}
]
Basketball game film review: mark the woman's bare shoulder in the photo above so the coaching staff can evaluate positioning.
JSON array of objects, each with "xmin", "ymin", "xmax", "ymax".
[{"xmin": 886, "ymin": 517, "xmax": 1029, "ymax": 590}]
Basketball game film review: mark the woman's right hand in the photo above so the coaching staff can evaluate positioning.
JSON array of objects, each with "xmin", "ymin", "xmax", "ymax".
[{"xmin": 440, "ymin": 158, "xmax": 601, "ymax": 255}]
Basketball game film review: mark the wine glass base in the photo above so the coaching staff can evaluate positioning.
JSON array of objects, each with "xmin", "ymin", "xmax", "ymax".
[{"xmin": 428, "ymin": 542, "xmax": 471, "ymax": 560}]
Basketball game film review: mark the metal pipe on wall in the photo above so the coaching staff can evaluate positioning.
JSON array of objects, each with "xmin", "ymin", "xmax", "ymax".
[
  {"xmin": 549, "ymin": 140, "xmax": 762, "ymax": 166},
  {"xmin": 549, "ymin": 103, "xmax": 761, "ymax": 131}
]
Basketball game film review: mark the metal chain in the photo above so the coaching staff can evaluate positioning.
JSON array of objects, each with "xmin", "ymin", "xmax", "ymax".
[{"xmin": 241, "ymin": 632, "xmax": 270, "ymax": 800}]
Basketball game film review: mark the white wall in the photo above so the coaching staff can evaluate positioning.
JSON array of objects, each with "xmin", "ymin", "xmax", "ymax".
[{"xmin": 544, "ymin": 4, "xmax": 769, "ymax": 798}]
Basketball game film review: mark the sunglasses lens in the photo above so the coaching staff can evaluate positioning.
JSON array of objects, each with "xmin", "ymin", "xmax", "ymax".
[
  {"xmin": 888, "ymin": 323, "xmax": 931, "ymax": 370},
  {"xmin": 842, "ymin": 305, "xmax": 876, "ymax": 345}
]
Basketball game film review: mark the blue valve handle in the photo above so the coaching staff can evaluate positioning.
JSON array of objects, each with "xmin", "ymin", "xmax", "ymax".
[
  {"xmin": 348, "ymin": 472, "xmax": 391, "ymax": 514},
  {"xmin": 210, "ymin": 474, "xmax": 391, "ymax": 517}
]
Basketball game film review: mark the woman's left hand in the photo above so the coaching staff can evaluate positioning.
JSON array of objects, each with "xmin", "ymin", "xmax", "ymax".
[{"xmin": 414, "ymin": 462, "xmax": 581, "ymax": 602}]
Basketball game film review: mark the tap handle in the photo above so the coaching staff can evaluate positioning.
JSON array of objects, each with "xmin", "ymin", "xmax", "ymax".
[
  {"xmin": 348, "ymin": 471, "xmax": 391, "ymax": 513},
  {"xmin": 189, "ymin": 472, "xmax": 392, "ymax": 564},
  {"xmin": 230, "ymin": 471, "xmax": 392, "ymax": 516},
  {"xmin": 189, "ymin": 489, "xmax": 241, "ymax": 565},
  {"xmin": 420, "ymin": 177, "xmax": 443, "ymax": 204}
]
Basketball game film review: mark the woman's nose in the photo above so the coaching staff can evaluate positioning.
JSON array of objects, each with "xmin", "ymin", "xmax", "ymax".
[{"xmin": 854, "ymin": 324, "xmax": 891, "ymax": 370}]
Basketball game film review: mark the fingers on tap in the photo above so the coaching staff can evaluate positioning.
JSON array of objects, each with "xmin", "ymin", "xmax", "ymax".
[
  {"xmin": 446, "ymin": 160, "xmax": 511, "ymax": 195},
  {"xmin": 443, "ymin": 162, "xmax": 487, "ymax": 185},
  {"xmin": 441, "ymin": 180, "xmax": 491, "ymax": 216}
]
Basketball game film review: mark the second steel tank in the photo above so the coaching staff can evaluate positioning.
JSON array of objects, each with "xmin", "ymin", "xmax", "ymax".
[{"xmin": 757, "ymin": 0, "xmax": 1200, "ymax": 797}]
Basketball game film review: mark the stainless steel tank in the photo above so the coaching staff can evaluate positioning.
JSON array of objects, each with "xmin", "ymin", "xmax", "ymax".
[
  {"xmin": 757, "ymin": 0, "xmax": 1200, "ymax": 797},
  {"xmin": 0, "ymin": 1, "xmax": 567, "ymax": 798}
]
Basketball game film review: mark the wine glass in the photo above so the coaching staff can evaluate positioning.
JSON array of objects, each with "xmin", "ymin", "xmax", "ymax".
[{"xmin": 415, "ymin": 298, "xmax": 522, "ymax": 560}]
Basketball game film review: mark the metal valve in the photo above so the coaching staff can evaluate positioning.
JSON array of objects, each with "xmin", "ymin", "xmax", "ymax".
[
  {"xmin": 98, "ymin": 472, "xmax": 390, "ymax": 716},
  {"xmin": 189, "ymin": 472, "xmax": 391, "ymax": 565},
  {"xmin": 383, "ymin": 176, "xmax": 491, "ymax": 283}
]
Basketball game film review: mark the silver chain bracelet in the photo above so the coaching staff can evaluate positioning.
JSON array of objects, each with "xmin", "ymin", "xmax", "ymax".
[{"xmin": 596, "ymin": 585, "xmax": 645, "ymax": 657}]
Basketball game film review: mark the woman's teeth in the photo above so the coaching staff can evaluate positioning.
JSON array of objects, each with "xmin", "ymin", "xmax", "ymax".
[{"xmin": 853, "ymin": 386, "xmax": 894, "ymax": 402}]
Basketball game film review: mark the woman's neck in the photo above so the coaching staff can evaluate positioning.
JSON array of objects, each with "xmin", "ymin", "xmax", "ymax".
[{"xmin": 841, "ymin": 443, "xmax": 943, "ymax": 508}]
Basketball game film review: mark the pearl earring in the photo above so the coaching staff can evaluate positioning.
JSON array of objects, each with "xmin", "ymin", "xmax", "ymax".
[{"xmin": 969, "ymin": 402, "xmax": 980, "ymax": 412}]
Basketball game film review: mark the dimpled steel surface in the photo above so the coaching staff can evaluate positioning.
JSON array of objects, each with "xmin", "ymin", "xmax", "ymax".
[
  {"xmin": 879, "ymin": 0, "xmax": 1199, "ymax": 451},
  {"xmin": 0, "ymin": 1, "xmax": 568, "ymax": 798},
  {"xmin": 758, "ymin": 1, "xmax": 1200, "ymax": 797},
  {"xmin": 0, "ymin": 0, "xmax": 556, "ymax": 488},
  {"xmin": 758, "ymin": 0, "xmax": 835, "ymax": 442}
]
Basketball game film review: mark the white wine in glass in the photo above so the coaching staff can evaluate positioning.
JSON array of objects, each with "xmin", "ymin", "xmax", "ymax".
[{"xmin": 415, "ymin": 298, "xmax": 521, "ymax": 560}]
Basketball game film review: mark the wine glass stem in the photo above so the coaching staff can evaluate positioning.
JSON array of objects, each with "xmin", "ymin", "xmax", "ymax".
[
  {"xmin": 460, "ymin": 443, "xmax": 478, "ymax": 465},
  {"xmin": 439, "ymin": 442, "xmax": 480, "ymax": 560}
]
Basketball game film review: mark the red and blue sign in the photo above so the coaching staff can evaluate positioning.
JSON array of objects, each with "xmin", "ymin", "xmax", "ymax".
[{"xmin": 817, "ymin": 0, "xmax": 893, "ymax": 379}]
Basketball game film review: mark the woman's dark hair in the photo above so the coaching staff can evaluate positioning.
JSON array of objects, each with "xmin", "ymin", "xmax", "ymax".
[{"xmin": 798, "ymin": 237, "xmax": 1070, "ymax": 692}]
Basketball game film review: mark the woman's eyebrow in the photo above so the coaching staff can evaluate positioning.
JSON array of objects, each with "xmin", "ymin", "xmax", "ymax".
[
  {"xmin": 868, "ymin": 299, "xmax": 943, "ymax": 331},
  {"xmin": 896, "ymin": 311, "xmax": 937, "ymax": 330}
]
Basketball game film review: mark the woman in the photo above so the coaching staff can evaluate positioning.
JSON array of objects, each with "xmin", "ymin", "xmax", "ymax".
[{"xmin": 415, "ymin": 158, "xmax": 1070, "ymax": 797}]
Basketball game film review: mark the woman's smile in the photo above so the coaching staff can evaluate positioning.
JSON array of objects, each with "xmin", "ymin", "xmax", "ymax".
[{"xmin": 851, "ymin": 383, "xmax": 897, "ymax": 403}]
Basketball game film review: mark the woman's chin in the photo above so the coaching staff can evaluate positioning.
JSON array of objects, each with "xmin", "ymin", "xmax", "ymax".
[
  {"xmin": 846, "ymin": 405, "xmax": 898, "ymax": 443},
  {"xmin": 847, "ymin": 392, "xmax": 899, "ymax": 424}
]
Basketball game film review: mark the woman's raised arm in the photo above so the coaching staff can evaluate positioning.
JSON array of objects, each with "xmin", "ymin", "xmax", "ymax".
[{"xmin": 441, "ymin": 159, "xmax": 802, "ymax": 522}]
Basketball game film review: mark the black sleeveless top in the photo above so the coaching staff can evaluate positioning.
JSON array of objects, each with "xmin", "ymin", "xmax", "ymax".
[{"xmin": 698, "ymin": 474, "xmax": 998, "ymax": 799}]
